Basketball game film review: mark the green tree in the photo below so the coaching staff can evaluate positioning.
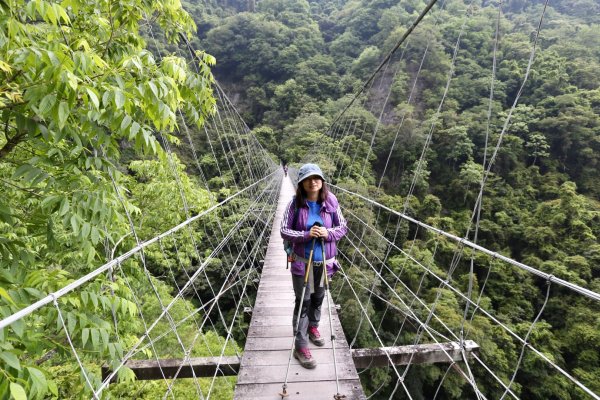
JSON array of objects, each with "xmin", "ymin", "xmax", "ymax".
[{"xmin": 0, "ymin": 0, "xmax": 218, "ymax": 397}]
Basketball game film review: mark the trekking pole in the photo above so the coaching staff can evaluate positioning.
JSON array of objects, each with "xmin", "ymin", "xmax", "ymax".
[
  {"xmin": 321, "ymin": 237, "xmax": 345, "ymax": 400},
  {"xmin": 279, "ymin": 235, "xmax": 317, "ymax": 399}
]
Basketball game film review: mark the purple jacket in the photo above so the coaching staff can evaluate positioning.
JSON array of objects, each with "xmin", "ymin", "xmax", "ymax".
[{"xmin": 280, "ymin": 192, "xmax": 347, "ymax": 276}]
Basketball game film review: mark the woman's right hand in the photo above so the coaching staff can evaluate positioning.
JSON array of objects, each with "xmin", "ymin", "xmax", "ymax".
[{"xmin": 309, "ymin": 226, "xmax": 328, "ymax": 238}]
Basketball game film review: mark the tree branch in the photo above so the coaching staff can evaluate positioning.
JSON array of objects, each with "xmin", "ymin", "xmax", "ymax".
[
  {"xmin": 101, "ymin": 0, "xmax": 115, "ymax": 59},
  {"xmin": 0, "ymin": 130, "xmax": 27, "ymax": 159},
  {"xmin": 35, "ymin": 349, "xmax": 57, "ymax": 365},
  {"xmin": 0, "ymin": 178, "xmax": 43, "ymax": 197}
]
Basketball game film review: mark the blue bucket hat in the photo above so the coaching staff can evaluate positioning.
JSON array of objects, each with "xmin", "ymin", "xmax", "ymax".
[{"xmin": 298, "ymin": 163, "xmax": 325, "ymax": 183}]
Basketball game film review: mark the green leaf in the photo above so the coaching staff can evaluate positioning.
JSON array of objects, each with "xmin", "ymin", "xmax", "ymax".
[
  {"xmin": 148, "ymin": 81, "xmax": 158, "ymax": 98},
  {"xmin": 102, "ymin": 90, "xmax": 112, "ymax": 108},
  {"xmin": 89, "ymin": 292, "xmax": 98, "ymax": 308},
  {"xmin": 128, "ymin": 301, "xmax": 137, "ymax": 317},
  {"xmin": 86, "ymin": 246, "xmax": 95, "ymax": 263},
  {"xmin": 80, "ymin": 291, "xmax": 88, "ymax": 307},
  {"xmin": 27, "ymin": 366, "xmax": 48, "ymax": 396},
  {"xmin": 10, "ymin": 382, "xmax": 27, "ymax": 400},
  {"xmin": 40, "ymin": 195, "xmax": 61, "ymax": 210},
  {"xmin": 100, "ymin": 328, "xmax": 109, "ymax": 348},
  {"xmin": 149, "ymin": 136, "xmax": 157, "ymax": 153},
  {"xmin": 67, "ymin": 312, "xmax": 76, "ymax": 335},
  {"xmin": 82, "ymin": 328, "xmax": 89, "ymax": 348},
  {"xmin": 90, "ymin": 227, "xmax": 100, "ymax": 245},
  {"xmin": 121, "ymin": 115, "xmax": 132, "ymax": 131},
  {"xmin": 70, "ymin": 215, "xmax": 78, "ymax": 235},
  {"xmin": 81, "ymin": 222, "xmax": 91, "ymax": 239},
  {"xmin": 0, "ymin": 202, "xmax": 13, "ymax": 224},
  {"xmin": 0, "ymin": 287, "xmax": 15, "ymax": 305},
  {"xmin": 0, "ymin": 60, "xmax": 12, "ymax": 75},
  {"xmin": 57, "ymin": 101, "xmax": 69, "ymax": 129},
  {"xmin": 90, "ymin": 328, "xmax": 99, "ymax": 348},
  {"xmin": 0, "ymin": 351, "xmax": 21, "ymax": 370},
  {"xmin": 86, "ymin": 88, "xmax": 99, "ymax": 109},
  {"xmin": 45, "ymin": 2, "xmax": 57, "ymax": 24},
  {"xmin": 117, "ymin": 366, "xmax": 136, "ymax": 383},
  {"xmin": 48, "ymin": 380, "xmax": 58, "ymax": 396},
  {"xmin": 11, "ymin": 318, "xmax": 24, "ymax": 337},
  {"xmin": 129, "ymin": 121, "xmax": 141, "ymax": 139},
  {"xmin": 56, "ymin": 4, "xmax": 69, "ymax": 23},
  {"xmin": 13, "ymin": 164, "xmax": 32, "ymax": 179},
  {"xmin": 58, "ymin": 197, "xmax": 69, "ymax": 216},
  {"xmin": 114, "ymin": 90, "xmax": 125, "ymax": 110},
  {"xmin": 38, "ymin": 94, "xmax": 57, "ymax": 116}
]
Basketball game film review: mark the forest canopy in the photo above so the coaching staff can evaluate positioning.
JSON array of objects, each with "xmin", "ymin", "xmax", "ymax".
[{"xmin": 1, "ymin": 0, "xmax": 599, "ymax": 398}]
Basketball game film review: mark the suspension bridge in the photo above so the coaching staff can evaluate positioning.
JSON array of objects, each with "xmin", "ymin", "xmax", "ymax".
[{"xmin": 1, "ymin": 0, "xmax": 600, "ymax": 398}]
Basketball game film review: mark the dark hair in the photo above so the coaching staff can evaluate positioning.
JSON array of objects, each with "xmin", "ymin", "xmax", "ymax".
[{"xmin": 296, "ymin": 179, "xmax": 329, "ymax": 208}]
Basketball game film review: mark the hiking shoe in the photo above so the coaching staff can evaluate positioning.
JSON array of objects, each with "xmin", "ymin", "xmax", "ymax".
[
  {"xmin": 308, "ymin": 326, "xmax": 325, "ymax": 347},
  {"xmin": 294, "ymin": 347, "xmax": 317, "ymax": 369}
]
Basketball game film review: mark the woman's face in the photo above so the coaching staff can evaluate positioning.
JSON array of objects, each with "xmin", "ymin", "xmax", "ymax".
[{"xmin": 302, "ymin": 176, "xmax": 323, "ymax": 196}]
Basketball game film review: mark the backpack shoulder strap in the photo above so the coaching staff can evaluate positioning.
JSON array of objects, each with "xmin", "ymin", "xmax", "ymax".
[{"xmin": 331, "ymin": 209, "xmax": 339, "ymax": 228}]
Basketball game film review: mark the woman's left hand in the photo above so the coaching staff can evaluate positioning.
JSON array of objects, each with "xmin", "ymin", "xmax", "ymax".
[{"xmin": 316, "ymin": 226, "xmax": 328, "ymax": 239}]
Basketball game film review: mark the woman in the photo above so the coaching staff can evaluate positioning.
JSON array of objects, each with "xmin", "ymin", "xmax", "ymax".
[{"xmin": 280, "ymin": 163, "xmax": 347, "ymax": 369}]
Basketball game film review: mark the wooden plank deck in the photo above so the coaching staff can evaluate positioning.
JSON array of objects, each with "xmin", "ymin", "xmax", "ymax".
[{"xmin": 233, "ymin": 176, "xmax": 366, "ymax": 400}]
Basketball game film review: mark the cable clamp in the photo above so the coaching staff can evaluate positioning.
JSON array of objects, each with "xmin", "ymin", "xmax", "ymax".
[{"xmin": 279, "ymin": 384, "xmax": 289, "ymax": 398}]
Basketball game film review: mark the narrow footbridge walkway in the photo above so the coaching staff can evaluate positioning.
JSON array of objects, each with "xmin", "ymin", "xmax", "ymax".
[{"xmin": 234, "ymin": 176, "xmax": 366, "ymax": 400}]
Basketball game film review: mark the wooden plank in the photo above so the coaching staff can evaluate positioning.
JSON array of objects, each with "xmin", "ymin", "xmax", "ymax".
[
  {"xmin": 254, "ymin": 307, "xmax": 323, "ymax": 316},
  {"xmin": 258, "ymin": 281, "xmax": 295, "ymax": 289},
  {"xmin": 254, "ymin": 294, "xmax": 295, "ymax": 303},
  {"xmin": 233, "ymin": 380, "xmax": 366, "ymax": 400},
  {"xmin": 249, "ymin": 316, "xmax": 291, "ymax": 327},
  {"xmin": 249, "ymin": 316, "xmax": 345, "ymax": 331},
  {"xmin": 237, "ymin": 363, "xmax": 359, "ymax": 384},
  {"xmin": 255, "ymin": 290, "xmax": 295, "ymax": 298},
  {"xmin": 241, "ymin": 349, "xmax": 354, "ymax": 366},
  {"xmin": 261, "ymin": 264, "xmax": 284, "ymax": 269},
  {"xmin": 248, "ymin": 323, "xmax": 340, "ymax": 338},
  {"xmin": 244, "ymin": 335, "xmax": 348, "ymax": 351},
  {"xmin": 101, "ymin": 356, "xmax": 240, "ymax": 382},
  {"xmin": 253, "ymin": 299, "xmax": 295, "ymax": 308},
  {"xmin": 248, "ymin": 325, "xmax": 294, "ymax": 337},
  {"xmin": 250, "ymin": 311, "xmax": 344, "ymax": 326},
  {"xmin": 258, "ymin": 274, "xmax": 292, "ymax": 280},
  {"xmin": 351, "ymin": 340, "xmax": 480, "ymax": 368},
  {"xmin": 256, "ymin": 286, "xmax": 293, "ymax": 293},
  {"xmin": 101, "ymin": 340, "xmax": 479, "ymax": 383}
]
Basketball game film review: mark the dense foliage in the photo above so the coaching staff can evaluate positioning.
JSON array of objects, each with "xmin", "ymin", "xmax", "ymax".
[
  {"xmin": 0, "ymin": 0, "xmax": 251, "ymax": 398},
  {"xmin": 191, "ymin": 0, "xmax": 600, "ymax": 398},
  {"xmin": 1, "ymin": 0, "xmax": 599, "ymax": 398}
]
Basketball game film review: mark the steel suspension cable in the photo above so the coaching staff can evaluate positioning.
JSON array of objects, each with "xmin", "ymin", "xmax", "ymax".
[
  {"xmin": 337, "ymin": 189, "xmax": 600, "ymax": 399},
  {"xmin": 327, "ymin": 0, "xmax": 441, "ymax": 133},
  {"xmin": 97, "ymin": 174, "xmax": 279, "ymax": 393},
  {"xmin": 332, "ymin": 184, "xmax": 600, "ymax": 302},
  {"xmin": 161, "ymin": 181, "xmax": 278, "ymax": 397},
  {"xmin": 0, "ymin": 173, "xmax": 276, "ymax": 330}
]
